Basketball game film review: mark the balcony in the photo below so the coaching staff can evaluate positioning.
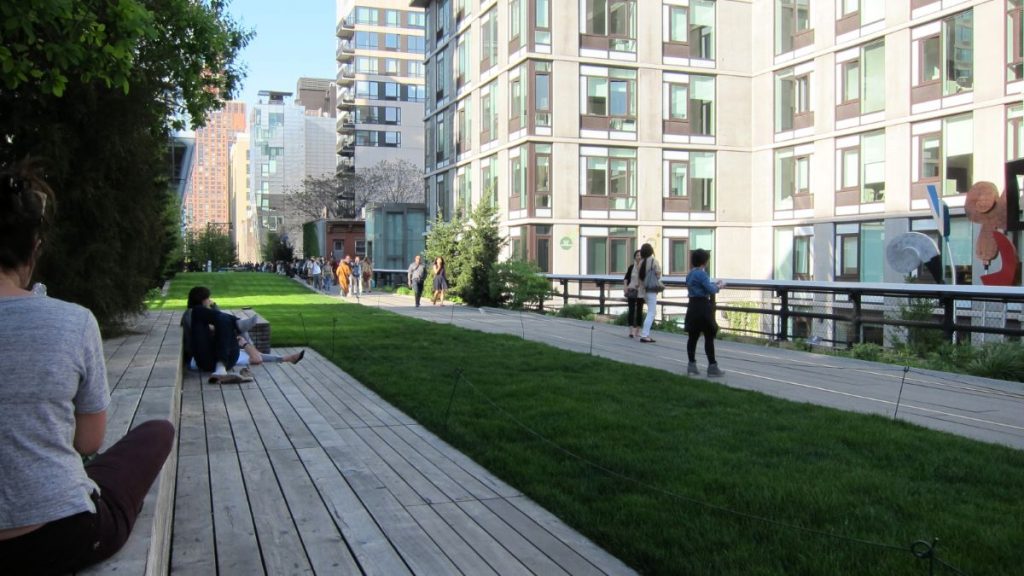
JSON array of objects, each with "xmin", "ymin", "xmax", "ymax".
[
  {"xmin": 336, "ymin": 112, "xmax": 355, "ymax": 133},
  {"xmin": 336, "ymin": 39, "xmax": 354, "ymax": 61},
  {"xmin": 337, "ymin": 136, "xmax": 355, "ymax": 156},
  {"xmin": 336, "ymin": 63, "xmax": 355, "ymax": 85},
  {"xmin": 336, "ymin": 157, "xmax": 356, "ymax": 174},
  {"xmin": 336, "ymin": 18, "xmax": 354, "ymax": 39},
  {"xmin": 337, "ymin": 87, "xmax": 355, "ymax": 110}
]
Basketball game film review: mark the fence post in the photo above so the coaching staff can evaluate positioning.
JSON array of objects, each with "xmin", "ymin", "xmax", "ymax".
[
  {"xmin": 598, "ymin": 281, "xmax": 606, "ymax": 315},
  {"xmin": 777, "ymin": 289, "xmax": 790, "ymax": 342},
  {"xmin": 941, "ymin": 296, "xmax": 955, "ymax": 343},
  {"xmin": 561, "ymin": 279, "xmax": 569, "ymax": 308},
  {"xmin": 850, "ymin": 291, "xmax": 862, "ymax": 347}
]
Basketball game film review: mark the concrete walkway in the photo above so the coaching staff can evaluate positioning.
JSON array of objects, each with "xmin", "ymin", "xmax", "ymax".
[{"xmin": 344, "ymin": 290, "xmax": 1024, "ymax": 450}]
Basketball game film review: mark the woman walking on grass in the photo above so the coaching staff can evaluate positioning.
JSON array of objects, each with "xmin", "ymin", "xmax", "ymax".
[{"xmin": 685, "ymin": 248, "xmax": 725, "ymax": 377}]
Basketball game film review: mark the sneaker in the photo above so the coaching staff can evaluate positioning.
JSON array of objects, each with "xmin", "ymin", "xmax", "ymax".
[
  {"xmin": 687, "ymin": 362, "xmax": 700, "ymax": 375},
  {"xmin": 707, "ymin": 363, "xmax": 724, "ymax": 377}
]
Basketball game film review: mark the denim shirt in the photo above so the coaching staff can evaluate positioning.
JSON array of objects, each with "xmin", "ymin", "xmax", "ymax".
[{"xmin": 686, "ymin": 267, "xmax": 719, "ymax": 298}]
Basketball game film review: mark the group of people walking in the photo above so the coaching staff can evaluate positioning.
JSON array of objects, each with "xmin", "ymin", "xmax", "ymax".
[
  {"xmin": 406, "ymin": 255, "xmax": 447, "ymax": 307},
  {"xmin": 624, "ymin": 243, "xmax": 726, "ymax": 377},
  {"xmin": 296, "ymin": 255, "xmax": 374, "ymax": 297}
]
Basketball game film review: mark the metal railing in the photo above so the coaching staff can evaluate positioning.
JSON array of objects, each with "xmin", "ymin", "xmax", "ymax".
[{"xmin": 373, "ymin": 268, "xmax": 1024, "ymax": 346}]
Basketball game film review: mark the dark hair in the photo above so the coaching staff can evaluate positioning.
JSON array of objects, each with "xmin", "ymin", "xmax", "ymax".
[
  {"xmin": 633, "ymin": 250, "xmax": 641, "ymax": 259},
  {"xmin": 187, "ymin": 286, "xmax": 211, "ymax": 309},
  {"xmin": 691, "ymin": 248, "xmax": 710, "ymax": 268},
  {"xmin": 640, "ymin": 243, "xmax": 654, "ymax": 259},
  {"xmin": 0, "ymin": 161, "xmax": 54, "ymax": 270}
]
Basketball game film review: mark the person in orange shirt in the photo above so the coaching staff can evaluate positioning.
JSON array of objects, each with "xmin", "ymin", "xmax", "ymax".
[{"xmin": 335, "ymin": 256, "xmax": 352, "ymax": 297}]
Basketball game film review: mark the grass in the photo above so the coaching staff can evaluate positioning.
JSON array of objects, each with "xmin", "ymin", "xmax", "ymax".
[{"xmin": 153, "ymin": 273, "xmax": 1024, "ymax": 576}]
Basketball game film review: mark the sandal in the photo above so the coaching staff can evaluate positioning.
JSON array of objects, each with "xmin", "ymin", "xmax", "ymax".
[{"xmin": 639, "ymin": 337, "xmax": 656, "ymax": 343}]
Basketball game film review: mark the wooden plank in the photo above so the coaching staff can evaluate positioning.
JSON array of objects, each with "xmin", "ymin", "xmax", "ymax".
[
  {"xmin": 266, "ymin": 448, "xmax": 361, "ymax": 574},
  {"xmin": 238, "ymin": 451, "xmax": 314, "ymax": 575},
  {"xmin": 482, "ymin": 498, "xmax": 605, "ymax": 576},
  {"xmin": 390, "ymin": 425, "xmax": 499, "ymax": 501},
  {"xmin": 209, "ymin": 452, "xmax": 264, "ymax": 575},
  {"xmin": 263, "ymin": 362, "xmax": 344, "ymax": 446},
  {"xmin": 177, "ymin": 376, "xmax": 207, "ymax": 458},
  {"xmin": 504, "ymin": 496, "xmax": 638, "ymax": 576},
  {"xmin": 456, "ymin": 500, "xmax": 570, "ymax": 576},
  {"xmin": 241, "ymin": 385, "xmax": 293, "ymax": 451},
  {"xmin": 101, "ymin": 388, "xmax": 144, "ymax": 451},
  {"xmin": 203, "ymin": 387, "xmax": 235, "ymax": 455},
  {"xmin": 132, "ymin": 386, "xmax": 174, "ymax": 429},
  {"xmin": 372, "ymin": 426, "xmax": 477, "ymax": 502},
  {"xmin": 428, "ymin": 502, "xmax": 532, "ymax": 576},
  {"xmin": 406, "ymin": 425, "xmax": 522, "ymax": 499},
  {"xmin": 287, "ymin": 361, "xmax": 375, "ymax": 430},
  {"xmin": 328, "ymin": 431, "xmax": 425, "ymax": 508},
  {"xmin": 290, "ymin": 352, "xmax": 385, "ymax": 428},
  {"xmin": 405, "ymin": 504, "xmax": 498, "ymax": 576},
  {"xmin": 298, "ymin": 351, "xmax": 408, "ymax": 427},
  {"xmin": 275, "ymin": 362, "xmax": 358, "ymax": 431},
  {"xmin": 170, "ymin": 453, "xmax": 216, "ymax": 575},
  {"xmin": 255, "ymin": 368, "xmax": 319, "ymax": 450},
  {"xmin": 296, "ymin": 446, "xmax": 412, "ymax": 576},
  {"xmin": 222, "ymin": 388, "xmax": 264, "ymax": 455},
  {"xmin": 352, "ymin": 427, "xmax": 452, "ymax": 505}
]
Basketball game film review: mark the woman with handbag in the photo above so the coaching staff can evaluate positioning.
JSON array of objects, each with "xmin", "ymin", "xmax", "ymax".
[
  {"xmin": 637, "ymin": 243, "xmax": 663, "ymax": 343},
  {"xmin": 624, "ymin": 250, "xmax": 643, "ymax": 338},
  {"xmin": 685, "ymin": 248, "xmax": 726, "ymax": 376}
]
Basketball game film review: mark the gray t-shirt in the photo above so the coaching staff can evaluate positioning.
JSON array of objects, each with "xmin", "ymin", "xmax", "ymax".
[{"xmin": 0, "ymin": 294, "xmax": 110, "ymax": 529}]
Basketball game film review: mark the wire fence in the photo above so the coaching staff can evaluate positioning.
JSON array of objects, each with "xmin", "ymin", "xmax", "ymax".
[{"xmin": 295, "ymin": 297, "xmax": 997, "ymax": 576}]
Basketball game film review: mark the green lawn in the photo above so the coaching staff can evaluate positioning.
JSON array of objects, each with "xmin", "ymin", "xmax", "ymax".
[{"xmin": 153, "ymin": 272, "xmax": 1024, "ymax": 576}]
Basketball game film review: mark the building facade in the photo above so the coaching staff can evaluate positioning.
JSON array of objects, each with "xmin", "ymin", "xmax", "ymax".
[
  {"xmin": 410, "ymin": 0, "xmax": 1024, "ymax": 288},
  {"xmin": 185, "ymin": 101, "xmax": 246, "ymax": 233},
  {"xmin": 229, "ymin": 133, "xmax": 260, "ymax": 263},
  {"xmin": 249, "ymin": 90, "xmax": 338, "ymax": 254},
  {"xmin": 336, "ymin": 0, "xmax": 428, "ymax": 178}
]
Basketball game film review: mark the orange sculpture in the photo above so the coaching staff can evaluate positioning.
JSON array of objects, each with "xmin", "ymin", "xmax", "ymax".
[{"xmin": 964, "ymin": 181, "xmax": 1019, "ymax": 285}]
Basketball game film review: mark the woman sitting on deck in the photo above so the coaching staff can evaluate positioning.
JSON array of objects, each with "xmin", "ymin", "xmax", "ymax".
[{"xmin": 0, "ymin": 163, "xmax": 175, "ymax": 575}]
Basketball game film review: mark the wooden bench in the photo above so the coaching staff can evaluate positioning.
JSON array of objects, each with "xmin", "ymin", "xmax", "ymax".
[{"xmin": 80, "ymin": 311, "xmax": 182, "ymax": 575}]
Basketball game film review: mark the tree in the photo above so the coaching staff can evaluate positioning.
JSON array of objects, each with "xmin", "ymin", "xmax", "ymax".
[
  {"xmin": 360, "ymin": 159, "xmax": 424, "ymax": 209},
  {"xmin": 424, "ymin": 202, "xmax": 504, "ymax": 307},
  {"xmin": 284, "ymin": 173, "xmax": 360, "ymax": 221},
  {"xmin": 185, "ymin": 224, "xmax": 236, "ymax": 270},
  {"xmin": 0, "ymin": 0, "xmax": 250, "ymax": 330},
  {"xmin": 262, "ymin": 231, "xmax": 294, "ymax": 263}
]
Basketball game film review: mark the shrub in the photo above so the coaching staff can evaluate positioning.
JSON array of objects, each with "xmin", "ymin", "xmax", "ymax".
[
  {"xmin": 926, "ymin": 342, "xmax": 976, "ymax": 373},
  {"xmin": 722, "ymin": 300, "xmax": 760, "ymax": 335},
  {"xmin": 489, "ymin": 259, "xmax": 551, "ymax": 309},
  {"xmin": 395, "ymin": 286, "xmax": 413, "ymax": 296},
  {"xmin": 967, "ymin": 342, "xmax": 1024, "ymax": 382},
  {"xmin": 656, "ymin": 316, "xmax": 684, "ymax": 333},
  {"xmin": 900, "ymin": 298, "xmax": 947, "ymax": 357},
  {"xmin": 851, "ymin": 342, "xmax": 883, "ymax": 361},
  {"xmin": 612, "ymin": 311, "xmax": 630, "ymax": 326},
  {"xmin": 556, "ymin": 304, "xmax": 594, "ymax": 321}
]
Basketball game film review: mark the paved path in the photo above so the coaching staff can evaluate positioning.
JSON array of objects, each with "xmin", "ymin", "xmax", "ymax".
[{"xmin": 344, "ymin": 291, "xmax": 1024, "ymax": 450}]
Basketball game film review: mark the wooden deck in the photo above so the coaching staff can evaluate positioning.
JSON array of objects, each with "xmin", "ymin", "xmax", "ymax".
[{"xmin": 171, "ymin": 346, "xmax": 635, "ymax": 575}]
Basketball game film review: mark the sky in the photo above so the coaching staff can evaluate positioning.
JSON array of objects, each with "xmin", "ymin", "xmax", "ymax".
[{"xmin": 227, "ymin": 0, "xmax": 338, "ymax": 106}]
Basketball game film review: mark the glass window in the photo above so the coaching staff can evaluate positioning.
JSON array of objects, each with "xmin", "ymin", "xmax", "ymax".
[
  {"xmin": 944, "ymin": 10, "xmax": 973, "ymax": 95},
  {"xmin": 841, "ymin": 149, "xmax": 859, "ymax": 189},
  {"xmin": 1008, "ymin": 1, "xmax": 1024, "ymax": 81},
  {"xmin": 586, "ymin": 77, "xmax": 608, "ymax": 116},
  {"xmin": 862, "ymin": 130, "xmax": 885, "ymax": 202},
  {"xmin": 776, "ymin": 0, "xmax": 811, "ymax": 54},
  {"xmin": 536, "ymin": 0, "xmax": 551, "ymax": 45},
  {"xmin": 535, "ymin": 63, "xmax": 551, "ymax": 127},
  {"xmin": 669, "ymin": 161, "xmax": 688, "ymax": 196},
  {"xmin": 842, "ymin": 61, "xmax": 859, "ymax": 103},
  {"xmin": 586, "ymin": 157, "xmax": 608, "ymax": 196},
  {"xmin": 386, "ymin": 10, "xmax": 400, "ymax": 27},
  {"xmin": 669, "ymin": 6, "xmax": 688, "ymax": 43},
  {"xmin": 482, "ymin": 9, "xmax": 498, "ymax": 69},
  {"xmin": 862, "ymin": 40, "xmax": 885, "ymax": 113},
  {"xmin": 690, "ymin": 75, "xmax": 715, "ymax": 135},
  {"xmin": 690, "ymin": 0, "xmax": 716, "ymax": 60}
]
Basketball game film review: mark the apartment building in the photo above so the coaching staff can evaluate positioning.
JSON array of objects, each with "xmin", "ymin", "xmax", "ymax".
[
  {"xmin": 250, "ymin": 90, "xmax": 337, "ymax": 254},
  {"xmin": 410, "ymin": 0, "xmax": 1024, "ymax": 287},
  {"xmin": 185, "ymin": 101, "xmax": 246, "ymax": 233},
  {"xmin": 336, "ymin": 1, "xmax": 427, "ymax": 178}
]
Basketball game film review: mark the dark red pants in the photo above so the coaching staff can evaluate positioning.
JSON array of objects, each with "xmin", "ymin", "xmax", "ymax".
[{"xmin": 0, "ymin": 419, "xmax": 175, "ymax": 575}]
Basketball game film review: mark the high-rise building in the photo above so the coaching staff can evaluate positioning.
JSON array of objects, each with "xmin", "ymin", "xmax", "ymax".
[
  {"xmin": 185, "ymin": 101, "xmax": 246, "ymax": 233},
  {"xmin": 229, "ymin": 133, "xmax": 259, "ymax": 263},
  {"xmin": 296, "ymin": 77, "xmax": 339, "ymax": 117},
  {"xmin": 336, "ymin": 1, "xmax": 427, "ymax": 179},
  {"xmin": 250, "ymin": 90, "xmax": 338, "ymax": 254},
  {"xmin": 411, "ymin": 0, "xmax": 1024, "ymax": 287}
]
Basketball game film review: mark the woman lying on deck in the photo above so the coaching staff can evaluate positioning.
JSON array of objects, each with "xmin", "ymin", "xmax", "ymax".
[
  {"xmin": 181, "ymin": 286, "xmax": 304, "ymax": 383},
  {"xmin": 0, "ymin": 162, "xmax": 175, "ymax": 575}
]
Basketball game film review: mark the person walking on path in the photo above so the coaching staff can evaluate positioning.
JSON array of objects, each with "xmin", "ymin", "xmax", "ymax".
[
  {"xmin": 351, "ymin": 256, "xmax": 363, "ymax": 297},
  {"xmin": 0, "ymin": 163, "xmax": 175, "ymax": 574},
  {"xmin": 637, "ymin": 243, "xmax": 663, "ymax": 343},
  {"xmin": 408, "ymin": 255, "xmax": 426, "ymax": 307},
  {"xmin": 362, "ymin": 257, "xmax": 374, "ymax": 292},
  {"xmin": 624, "ymin": 249, "xmax": 644, "ymax": 338},
  {"xmin": 685, "ymin": 248, "xmax": 725, "ymax": 377},
  {"xmin": 431, "ymin": 256, "xmax": 448, "ymax": 305},
  {"xmin": 336, "ymin": 256, "xmax": 351, "ymax": 297}
]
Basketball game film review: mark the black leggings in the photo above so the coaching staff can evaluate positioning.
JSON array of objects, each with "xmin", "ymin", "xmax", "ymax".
[
  {"xmin": 0, "ymin": 420, "xmax": 175, "ymax": 575},
  {"xmin": 685, "ymin": 298, "xmax": 717, "ymax": 364},
  {"xmin": 626, "ymin": 296, "xmax": 644, "ymax": 327}
]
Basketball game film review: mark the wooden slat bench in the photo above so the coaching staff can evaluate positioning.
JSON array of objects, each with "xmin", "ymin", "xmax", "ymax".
[{"xmin": 81, "ymin": 311, "xmax": 183, "ymax": 575}]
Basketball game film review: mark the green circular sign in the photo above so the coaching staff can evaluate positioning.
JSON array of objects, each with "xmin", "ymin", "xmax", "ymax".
[{"xmin": 559, "ymin": 236, "xmax": 573, "ymax": 250}]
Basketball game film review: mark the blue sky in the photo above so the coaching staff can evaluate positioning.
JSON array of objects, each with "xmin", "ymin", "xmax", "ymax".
[{"xmin": 227, "ymin": 0, "xmax": 338, "ymax": 105}]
